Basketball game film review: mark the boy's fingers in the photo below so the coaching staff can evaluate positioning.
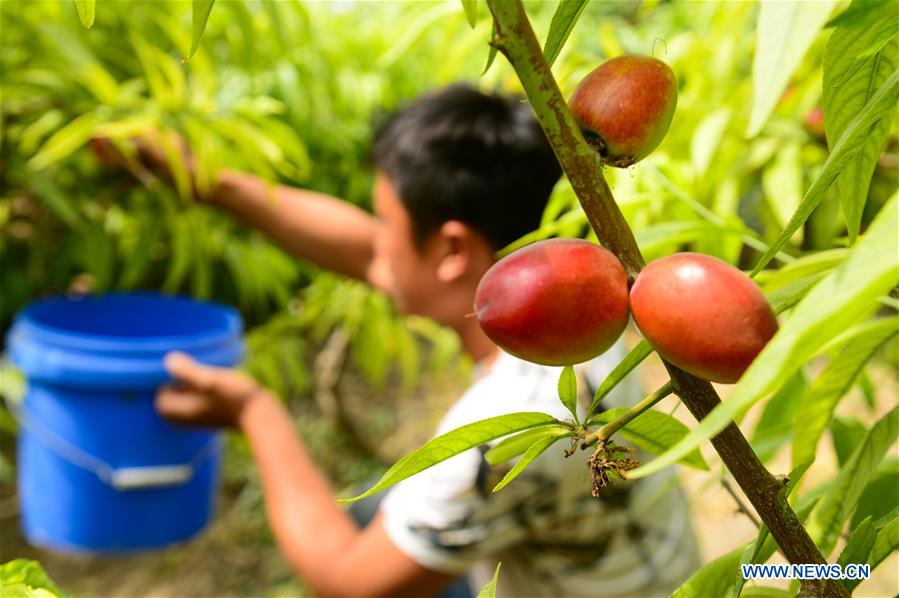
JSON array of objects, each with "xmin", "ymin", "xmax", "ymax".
[
  {"xmin": 155, "ymin": 386, "xmax": 209, "ymax": 423},
  {"xmin": 163, "ymin": 352, "xmax": 221, "ymax": 391}
]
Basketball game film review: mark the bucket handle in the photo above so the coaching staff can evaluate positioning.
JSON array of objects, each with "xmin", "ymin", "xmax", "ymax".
[{"xmin": 1, "ymin": 373, "xmax": 219, "ymax": 491}]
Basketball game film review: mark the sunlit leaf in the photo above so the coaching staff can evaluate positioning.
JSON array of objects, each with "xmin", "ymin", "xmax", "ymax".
[
  {"xmin": 187, "ymin": 0, "xmax": 216, "ymax": 61},
  {"xmin": 751, "ymin": 69, "xmax": 899, "ymax": 275},
  {"xmin": 492, "ymin": 434, "xmax": 559, "ymax": 492},
  {"xmin": 823, "ymin": 1, "xmax": 899, "ymax": 242},
  {"xmin": 543, "ymin": 0, "xmax": 588, "ymax": 68},
  {"xmin": 586, "ymin": 341, "xmax": 652, "ymax": 421},
  {"xmin": 837, "ymin": 517, "xmax": 876, "ymax": 577},
  {"xmin": 792, "ymin": 316, "xmax": 898, "ymax": 468},
  {"xmin": 27, "ymin": 112, "xmax": 99, "ymax": 171},
  {"xmin": 341, "ymin": 412, "xmax": 562, "ymax": 502},
  {"xmin": 73, "ymin": 0, "xmax": 95, "ymax": 28},
  {"xmin": 485, "ymin": 425, "xmax": 573, "ymax": 465},
  {"xmin": 850, "ymin": 458, "xmax": 899, "ymax": 529},
  {"xmin": 672, "ymin": 546, "xmax": 744, "ymax": 598},
  {"xmin": 831, "ymin": 416, "xmax": 868, "ymax": 468},
  {"xmin": 461, "ymin": 0, "xmax": 478, "ymax": 28},
  {"xmin": 476, "ymin": 563, "xmax": 501, "ymax": 598},
  {"xmin": 749, "ymin": 370, "xmax": 807, "ymax": 463},
  {"xmin": 808, "ymin": 404, "xmax": 899, "ymax": 556},
  {"xmin": 629, "ymin": 195, "xmax": 899, "ymax": 479},
  {"xmin": 557, "ymin": 365, "xmax": 578, "ymax": 422},
  {"xmin": 747, "ymin": 0, "xmax": 836, "ymax": 136}
]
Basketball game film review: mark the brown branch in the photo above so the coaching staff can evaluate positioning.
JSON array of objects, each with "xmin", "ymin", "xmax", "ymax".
[{"xmin": 485, "ymin": 2, "xmax": 846, "ymax": 596}]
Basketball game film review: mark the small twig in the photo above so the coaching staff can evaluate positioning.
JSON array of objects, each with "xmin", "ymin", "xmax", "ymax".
[
  {"xmin": 582, "ymin": 382, "xmax": 673, "ymax": 448},
  {"xmin": 722, "ymin": 478, "xmax": 761, "ymax": 528}
]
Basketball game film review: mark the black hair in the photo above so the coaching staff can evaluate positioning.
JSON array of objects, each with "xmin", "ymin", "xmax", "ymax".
[{"xmin": 372, "ymin": 84, "xmax": 563, "ymax": 251}]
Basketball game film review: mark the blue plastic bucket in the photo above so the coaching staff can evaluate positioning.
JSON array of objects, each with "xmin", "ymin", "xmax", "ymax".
[{"xmin": 5, "ymin": 292, "xmax": 243, "ymax": 554}]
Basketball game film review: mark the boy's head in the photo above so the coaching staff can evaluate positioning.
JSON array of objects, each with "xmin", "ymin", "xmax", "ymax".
[{"xmin": 369, "ymin": 84, "xmax": 562, "ymax": 326}]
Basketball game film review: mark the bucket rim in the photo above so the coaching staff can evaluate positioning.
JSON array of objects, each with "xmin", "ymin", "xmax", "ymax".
[{"xmin": 10, "ymin": 292, "xmax": 243, "ymax": 354}]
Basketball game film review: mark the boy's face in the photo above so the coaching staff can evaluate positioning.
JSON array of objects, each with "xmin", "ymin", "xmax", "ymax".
[
  {"xmin": 370, "ymin": 172, "xmax": 490, "ymax": 326},
  {"xmin": 370, "ymin": 173, "xmax": 442, "ymax": 318}
]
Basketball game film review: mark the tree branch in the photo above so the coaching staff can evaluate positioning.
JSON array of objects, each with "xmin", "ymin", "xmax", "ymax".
[{"xmin": 485, "ymin": 2, "xmax": 846, "ymax": 596}]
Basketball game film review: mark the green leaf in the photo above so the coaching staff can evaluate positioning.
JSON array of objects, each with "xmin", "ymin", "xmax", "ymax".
[
  {"xmin": 27, "ymin": 112, "xmax": 99, "ymax": 171},
  {"xmin": 557, "ymin": 365, "xmax": 578, "ymax": 422},
  {"xmin": 591, "ymin": 408, "xmax": 708, "ymax": 470},
  {"xmin": 739, "ymin": 588, "xmax": 795, "ymax": 598},
  {"xmin": 827, "ymin": 0, "xmax": 894, "ymax": 27},
  {"xmin": 851, "ymin": 458, "xmax": 899, "ymax": 529},
  {"xmin": 340, "ymin": 412, "xmax": 561, "ymax": 502},
  {"xmin": 482, "ymin": 21, "xmax": 499, "ymax": 76},
  {"xmin": 187, "ymin": 0, "xmax": 216, "ymax": 61},
  {"xmin": 672, "ymin": 546, "xmax": 744, "ymax": 598},
  {"xmin": 492, "ymin": 435, "xmax": 559, "ymax": 492},
  {"xmin": 831, "ymin": 416, "xmax": 869, "ymax": 467},
  {"xmin": 759, "ymin": 248, "xmax": 847, "ymax": 292},
  {"xmin": 808, "ymin": 404, "xmax": 899, "ymax": 556},
  {"xmin": 586, "ymin": 341, "xmax": 652, "ymax": 421},
  {"xmin": 629, "ymin": 195, "xmax": 899, "ymax": 480},
  {"xmin": 543, "ymin": 0, "xmax": 588, "ymax": 67},
  {"xmin": 747, "ymin": 0, "xmax": 837, "ymax": 136},
  {"xmin": 73, "ymin": 0, "xmax": 95, "ymax": 28},
  {"xmin": 749, "ymin": 371, "xmax": 807, "ymax": 463},
  {"xmin": 837, "ymin": 517, "xmax": 876, "ymax": 573},
  {"xmin": 823, "ymin": 2, "xmax": 899, "ymax": 242},
  {"xmin": 485, "ymin": 425, "xmax": 573, "ymax": 466},
  {"xmin": 461, "ymin": 0, "xmax": 478, "ymax": 28},
  {"xmin": 476, "ymin": 563, "xmax": 501, "ymax": 598},
  {"xmin": 847, "ymin": 513, "xmax": 899, "ymax": 591},
  {"xmin": 765, "ymin": 273, "xmax": 828, "ymax": 315},
  {"xmin": 792, "ymin": 316, "xmax": 898, "ymax": 468},
  {"xmin": 751, "ymin": 69, "xmax": 899, "ymax": 275},
  {"xmin": 0, "ymin": 559, "xmax": 64, "ymax": 597}
]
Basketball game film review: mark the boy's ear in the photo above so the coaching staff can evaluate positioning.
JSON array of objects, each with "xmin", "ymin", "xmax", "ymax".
[{"xmin": 435, "ymin": 220, "xmax": 478, "ymax": 283}]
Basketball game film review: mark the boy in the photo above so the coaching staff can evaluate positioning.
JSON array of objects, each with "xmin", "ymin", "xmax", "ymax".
[{"xmin": 115, "ymin": 84, "xmax": 699, "ymax": 596}]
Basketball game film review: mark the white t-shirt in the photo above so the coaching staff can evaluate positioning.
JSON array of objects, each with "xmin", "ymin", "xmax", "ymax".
[{"xmin": 380, "ymin": 341, "xmax": 701, "ymax": 597}]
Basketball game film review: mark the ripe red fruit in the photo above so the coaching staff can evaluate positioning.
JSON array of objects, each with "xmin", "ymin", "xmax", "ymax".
[
  {"xmin": 629, "ymin": 253, "xmax": 779, "ymax": 384},
  {"xmin": 475, "ymin": 238, "xmax": 629, "ymax": 366},
  {"xmin": 569, "ymin": 54, "xmax": 678, "ymax": 167}
]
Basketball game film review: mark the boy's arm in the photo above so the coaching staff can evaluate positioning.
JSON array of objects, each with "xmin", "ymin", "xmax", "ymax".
[
  {"xmin": 157, "ymin": 353, "xmax": 457, "ymax": 597},
  {"xmin": 207, "ymin": 171, "xmax": 377, "ymax": 282}
]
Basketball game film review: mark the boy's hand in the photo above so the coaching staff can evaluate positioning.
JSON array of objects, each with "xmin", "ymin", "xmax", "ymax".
[{"xmin": 156, "ymin": 352, "xmax": 264, "ymax": 428}]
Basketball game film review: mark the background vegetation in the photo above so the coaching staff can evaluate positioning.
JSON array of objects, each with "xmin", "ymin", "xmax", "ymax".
[{"xmin": 1, "ymin": 0, "xmax": 896, "ymax": 596}]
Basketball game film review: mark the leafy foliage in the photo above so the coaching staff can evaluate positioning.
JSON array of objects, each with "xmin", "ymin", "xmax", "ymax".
[{"xmin": 0, "ymin": 559, "xmax": 64, "ymax": 598}]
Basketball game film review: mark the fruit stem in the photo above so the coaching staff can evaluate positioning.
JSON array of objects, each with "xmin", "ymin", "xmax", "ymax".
[
  {"xmin": 486, "ymin": 3, "xmax": 847, "ymax": 596},
  {"xmin": 581, "ymin": 381, "xmax": 673, "ymax": 448}
]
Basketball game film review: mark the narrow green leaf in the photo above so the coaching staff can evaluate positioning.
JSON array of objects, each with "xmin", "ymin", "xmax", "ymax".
[
  {"xmin": 591, "ymin": 408, "xmax": 708, "ymax": 470},
  {"xmin": 760, "ymin": 249, "xmax": 848, "ymax": 292},
  {"xmin": 851, "ymin": 458, "xmax": 899, "ymax": 529},
  {"xmin": 0, "ymin": 559, "xmax": 64, "ymax": 597},
  {"xmin": 73, "ymin": 0, "xmax": 95, "ymax": 28},
  {"xmin": 28, "ymin": 112, "xmax": 99, "ymax": 171},
  {"xmin": 586, "ymin": 341, "xmax": 652, "ymax": 421},
  {"xmin": 765, "ymin": 272, "xmax": 828, "ymax": 315},
  {"xmin": 188, "ymin": 0, "xmax": 216, "ymax": 60},
  {"xmin": 831, "ymin": 416, "xmax": 869, "ymax": 467},
  {"xmin": 482, "ymin": 21, "xmax": 499, "ymax": 76},
  {"xmin": 874, "ymin": 505, "xmax": 899, "ymax": 529},
  {"xmin": 543, "ymin": 0, "xmax": 589, "ymax": 67},
  {"xmin": 672, "ymin": 546, "xmax": 744, "ymax": 598},
  {"xmin": 792, "ymin": 316, "xmax": 898, "ymax": 468},
  {"xmin": 492, "ymin": 435, "xmax": 559, "ymax": 492},
  {"xmin": 341, "ymin": 412, "xmax": 560, "ymax": 502},
  {"xmin": 749, "ymin": 371, "xmax": 807, "ymax": 463},
  {"xmin": 557, "ymin": 365, "xmax": 578, "ymax": 422},
  {"xmin": 461, "ymin": 0, "xmax": 478, "ymax": 28},
  {"xmin": 808, "ymin": 404, "xmax": 899, "ymax": 556},
  {"xmin": 751, "ymin": 69, "xmax": 899, "ymax": 275},
  {"xmin": 847, "ymin": 513, "xmax": 899, "ymax": 591},
  {"xmin": 485, "ymin": 425, "xmax": 573, "ymax": 465},
  {"xmin": 747, "ymin": 0, "xmax": 837, "ymax": 136},
  {"xmin": 837, "ymin": 517, "xmax": 876, "ymax": 574},
  {"xmin": 823, "ymin": 2, "xmax": 899, "ymax": 242},
  {"xmin": 477, "ymin": 563, "xmax": 501, "ymax": 598},
  {"xmin": 629, "ymin": 194, "xmax": 899, "ymax": 480},
  {"xmin": 827, "ymin": 0, "xmax": 894, "ymax": 27}
]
